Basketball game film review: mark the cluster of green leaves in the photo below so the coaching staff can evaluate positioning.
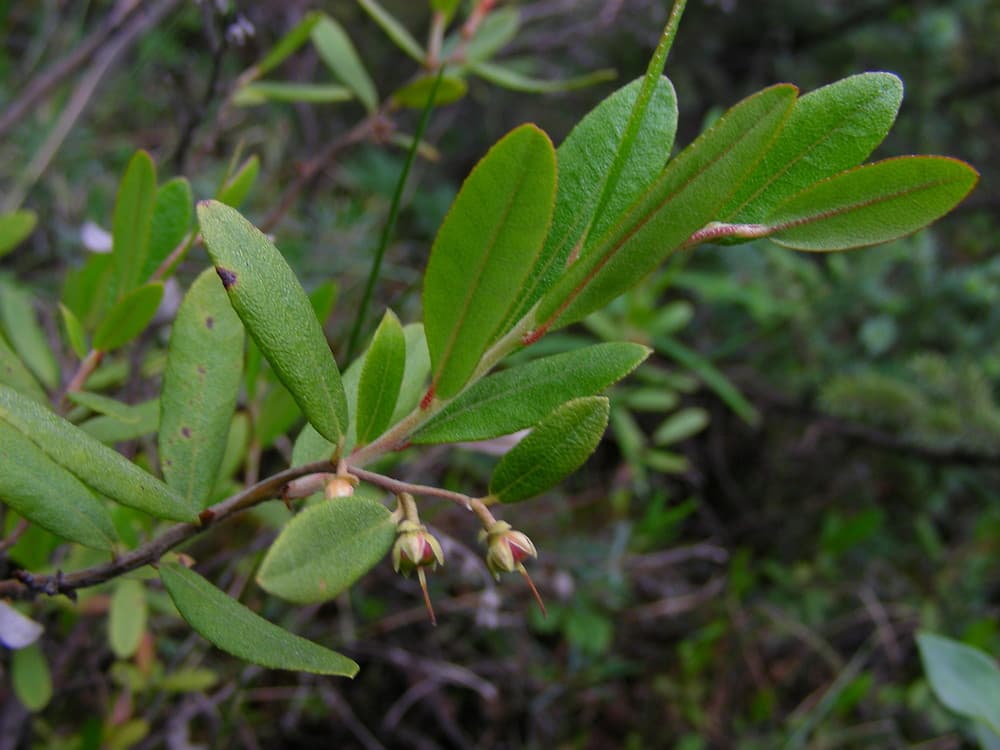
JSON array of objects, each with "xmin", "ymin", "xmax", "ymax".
[{"xmin": 0, "ymin": 3, "xmax": 978, "ymax": 696}]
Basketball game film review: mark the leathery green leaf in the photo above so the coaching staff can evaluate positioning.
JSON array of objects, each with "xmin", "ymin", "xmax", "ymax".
[
  {"xmin": 217, "ymin": 155, "xmax": 259, "ymax": 208},
  {"xmin": 723, "ymin": 72, "xmax": 903, "ymax": 223},
  {"xmin": 311, "ymin": 15, "xmax": 378, "ymax": 112},
  {"xmin": 470, "ymin": 62, "xmax": 616, "ymax": 95},
  {"xmin": 0, "ymin": 383, "xmax": 196, "ymax": 521},
  {"xmin": 234, "ymin": 82, "xmax": 353, "ymax": 106},
  {"xmin": 109, "ymin": 579, "xmax": 147, "ymax": 659},
  {"xmin": 12, "ymin": 643, "xmax": 52, "ymax": 712},
  {"xmin": 766, "ymin": 156, "xmax": 978, "ymax": 251},
  {"xmin": 0, "ymin": 209, "xmax": 37, "ymax": 257},
  {"xmin": 390, "ymin": 323, "xmax": 431, "ymax": 424},
  {"xmin": 502, "ymin": 77, "xmax": 677, "ymax": 330},
  {"xmin": 917, "ymin": 632, "xmax": 1000, "ymax": 735},
  {"xmin": 80, "ymin": 399, "xmax": 160, "ymax": 444},
  {"xmin": 111, "ymin": 150, "xmax": 157, "ymax": 299},
  {"xmin": 356, "ymin": 309, "xmax": 405, "ymax": 444},
  {"xmin": 534, "ymin": 84, "xmax": 797, "ymax": 332},
  {"xmin": 0, "ymin": 330, "xmax": 47, "ymax": 403},
  {"xmin": 254, "ymin": 11, "xmax": 321, "ymax": 77},
  {"xmin": 67, "ymin": 390, "xmax": 140, "ymax": 422},
  {"xmin": 442, "ymin": 7, "xmax": 518, "ymax": 65},
  {"xmin": 160, "ymin": 563, "xmax": 358, "ymax": 676},
  {"xmin": 197, "ymin": 200, "xmax": 348, "ymax": 446},
  {"xmin": 391, "ymin": 74, "xmax": 467, "ymax": 108},
  {"xmin": 422, "ymin": 124, "xmax": 556, "ymax": 399},
  {"xmin": 490, "ymin": 396, "xmax": 610, "ymax": 503},
  {"xmin": 258, "ymin": 496, "xmax": 396, "ymax": 604},
  {"xmin": 358, "ymin": 0, "xmax": 425, "ymax": 63},
  {"xmin": 413, "ymin": 342, "xmax": 649, "ymax": 444},
  {"xmin": 0, "ymin": 280, "xmax": 59, "ymax": 390},
  {"xmin": 144, "ymin": 177, "xmax": 192, "ymax": 280},
  {"xmin": 93, "ymin": 282, "xmax": 164, "ymax": 351},
  {"xmin": 160, "ymin": 268, "xmax": 244, "ymax": 508},
  {"xmin": 0, "ymin": 419, "xmax": 117, "ymax": 550},
  {"xmin": 58, "ymin": 303, "xmax": 89, "ymax": 359}
]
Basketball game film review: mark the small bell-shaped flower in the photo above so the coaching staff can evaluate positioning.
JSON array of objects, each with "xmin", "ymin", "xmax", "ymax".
[
  {"xmin": 392, "ymin": 518, "xmax": 444, "ymax": 625},
  {"xmin": 480, "ymin": 520, "xmax": 545, "ymax": 616}
]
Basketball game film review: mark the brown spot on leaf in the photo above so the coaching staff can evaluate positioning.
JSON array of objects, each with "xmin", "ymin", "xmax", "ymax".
[
  {"xmin": 205, "ymin": 316, "xmax": 214, "ymax": 329},
  {"xmin": 181, "ymin": 426, "xmax": 191, "ymax": 438},
  {"xmin": 216, "ymin": 267, "xmax": 237, "ymax": 289},
  {"xmin": 197, "ymin": 365, "xmax": 206, "ymax": 375}
]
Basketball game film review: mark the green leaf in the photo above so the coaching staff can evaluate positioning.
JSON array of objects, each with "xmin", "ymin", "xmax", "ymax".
[
  {"xmin": 390, "ymin": 323, "xmax": 431, "ymax": 424},
  {"xmin": 0, "ymin": 383, "xmax": 196, "ymax": 521},
  {"xmin": 217, "ymin": 155, "xmax": 260, "ymax": 208},
  {"xmin": 490, "ymin": 396, "xmax": 609, "ymax": 503},
  {"xmin": 534, "ymin": 84, "xmax": 797, "ymax": 331},
  {"xmin": 722, "ymin": 72, "xmax": 904, "ymax": 223},
  {"xmin": 308, "ymin": 280, "xmax": 338, "ymax": 325},
  {"xmin": 391, "ymin": 74, "xmax": 467, "ymax": 108},
  {"xmin": 652, "ymin": 407, "xmax": 709, "ymax": 446},
  {"xmin": 356, "ymin": 309, "xmax": 405, "ymax": 444},
  {"xmin": 501, "ymin": 76, "xmax": 677, "ymax": 330},
  {"xmin": 917, "ymin": 632, "xmax": 1000, "ymax": 735},
  {"xmin": 160, "ymin": 667, "xmax": 218, "ymax": 693},
  {"xmin": 257, "ymin": 497, "xmax": 396, "ymax": 604},
  {"xmin": 234, "ymin": 81, "xmax": 353, "ymax": 106},
  {"xmin": 444, "ymin": 8, "xmax": 518, "ymax": 64},
  {"xmin": 312, "ymin": 15, "xmax": 378, "ymax": 113},
  {"xmin": 0, "ymin": 419, "xmax": 118, "ymax": 549},
  {"xmin": 144, "ymin": 177, "xmax": 192, "ymax": 280},
  {"xmin": 255, "ymin": 383, "xmax": 302, "ymax": 449},
  {"xmin": 255, "ymin": 11, "xmax": 322, "ymax": 77},
  {"xmin": 160, "ymin": 563, "xmax": 358, "ymax": 676},
  {"xmin": 766, "ymin": 156, "xmax": 979, "ymax": 251},
  {"xmin": 0, "ymin": 280, "xmax": 60, "ymax": 390},
  {"xmin": 160, "ymin": 268, "xmax": 244, "ymax": 508},
  {"xmin": 0, "ymin": 210, "xmax": 37, "ymax": 258},
  {"xmin": 109, "ymin": 579, "xmax": 147, "ymax": 659},
  {"xmin": 358, "ymin": 0, "xmax": 425, "ymax": 63},
  {"xmin": 12, "ymin": 643, "xmax": 52, "ymax": 711},
  {"xmin": 431, "ymin": 0, "xmax": 461, "ymax": 22},
  {"xmin": 197, "ymin": 201, "xmax": 348, "ymax": 446},
  {"xmin": 471, "ymin": 62, "xmax": 616, "ymax": 94},
  {"xmin": 422, "ymin": 125, "xmax": 556, "ymax": 399},
  {"xmin": 93, "ymin": 282, "xmax": 164, "ymax": 351},
  {"xmin": 292, "ymin": 421, "xmax": 336, "ymax": 467},
  {"xmin": 80, "ymin": 399, "xmax": 160, "ymax": 444},
  {"xmin": 111, "ymin": 151, "xmax": 157, "ymax": 300},
  {"xmin": 0, "ymin": 330, "xmax": 47, "ymax": 403},
  {"xmin": 58, "ymin": 302, "xmax": 88, "ymax": 359},
  {"xmin": 67, "ymin": 390, "xmax": 140, "ymax": 422},
  {"xmin": 62, "ymin": 252, "xmax": 114, "ymax": 330},
  {"xmin": 413, "ymin": 342, "xmax": 649, "ymax": 444}
]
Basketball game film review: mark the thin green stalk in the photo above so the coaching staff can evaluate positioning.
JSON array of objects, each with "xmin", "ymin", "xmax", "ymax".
[{"xmin": 346, "ymin": 67, "xmax": 445, "ymax": 361}]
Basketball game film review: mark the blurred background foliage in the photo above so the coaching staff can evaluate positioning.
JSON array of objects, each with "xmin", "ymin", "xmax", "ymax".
[{"xmin": 1, "ymin": 0, "xmax": 998, "ymax": 748}]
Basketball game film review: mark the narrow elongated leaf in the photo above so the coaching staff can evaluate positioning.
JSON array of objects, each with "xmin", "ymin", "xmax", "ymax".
[
  {"xmin": 0, "ymin": 331, "xmax": 47, "ymax": 403},
  {"xmin": 766, "ymin": 156, "xmax": 978, "ymax": 251},
  {"xmin": 392, "ymin": 74, "xmax": 467, "ymax": 108},
  {"xmin": 160, "ymin": 268, "xmax": 244, "ymax": 508},
  {"xmin": 12, "ymin": 643, "xmax": 52, "ymax": 711},
  {"xmin": 67, "ymin": 391, "xmax": 140, "ymax": 422},
  {"xmin": 358, "ymin": 0, "xmax": 424, "ymax": 63},
  {"xmin": 534, "ymin": 85, "xmax": 797, "ymax": 331},
  {"xmin": 257, "ymin": 496, "xmax": 396, "ymax": 604},
  {"xmin": 197, "ymin": 201, "xmax": 348, "ymax": 446},
  {"xmin": 144, "ymin": 177, "xmax": 192, "ymax": 279},
  {"xmin": 723, "ymin": 72, "xmax": 903, "ymax": 223},
  {"xmin": 312, "ymin": 15, "xmax": 378, "ymax": 112},
  {"xmin": 390, "ymin": 323, "xmax": 431, "ymax": 423},
  {"xmin": 501, "ymin": 77, "xmax": 677, "ymax": 331},
  {"xmin": 356, "ymin": 310, "xmax": 405, "ymax": 444},
  {"xmin": 111, "ymin": 151, "xmax": 157, "ymax": 299},
  {"xmin": 413, "ymin": 342, "xmax": 649, "ymax": 444},
  {"xmin": 109, "ymin": 579, "xmax": 147, "ymax": 659},
  {"xmin": 93, "ymin": 282, "xmax": 164, "ymax": 351},
  {"xmin": 255, "ymin": 11, "xmax": 321, "ymax": 77},
  {"xmin": 80, "ymin": 399, "xmax": 159, "ymax": 444},
  {"xmin": 160, "ymin": 563, "xmax": 358, "ymax": 676},
  {"xmin": 0, "ymin": 280, "xmax": 59, "ymax": 390},
  {"xmin": 652, "ymin": 407, "xmax": 709, "ymax": 446},
  {"xmin": 308, "ymin": 280, "xmax": 338, "ymax": 325},
  {"xmin": 443, "ymin": 8, "xmax": 519, "ymax": 64},
  {"xmin": 0, "ymin": 383, "xmax": 196, "ymax": 521},
  {"xmin": 254, "ymin": 11, "xmax": 323, "ymax": 76},
  {"xmin": 234, "ymin": 81, "xmax": 353, "ymax": 105},
  {"xmin": 471, "ymin": 62, "xmax": 616, "ymax": 94},
  {"xmin": 62, "ymin": 252, "xmax": 114, "ymax": 330},
  {"xmin": 0, "ymin": 419, "xmax": 117, "ymax": 550},
  {"xmin": 58, "ymin": 303, "xmax": 88, "ymax": 359},
  {"xmin": 0, "ymin": 210, "xmax": 37, "ymax": 257},
  {"xmin": 423, "ymin": 125, "xmax": 556, "ymax": 399},
  {"xmin": 217, "ymin": 155, "xmax": 259, "ymax": 208},
  {"xmin": 490, "ymin": 396, "xmax": 609, "ymax": 503},
  {"xmin": 917, "ymin": 632, "xmax": 1000, "ymax": 735}
]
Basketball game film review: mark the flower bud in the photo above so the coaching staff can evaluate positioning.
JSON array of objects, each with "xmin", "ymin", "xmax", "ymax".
[
  {"xmin": 480, "ymin": 521, "xmax": 537, "ymax": 578},
  {"xmin": 324, "ymin": 473, "xmax": 358, "ymax": 499},
  {"xmin": 392, "ymin": 521, "xmax": 444, "ymax": 577}
]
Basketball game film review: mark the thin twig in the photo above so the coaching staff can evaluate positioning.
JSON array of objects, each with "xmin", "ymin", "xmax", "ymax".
[
  {"xmin": 0, "ymin": 459, "xmax": 336, "ymax": 601},
  {"xmin": 347, "ymin": 466, "xmax": 477, "ymax": 510}
]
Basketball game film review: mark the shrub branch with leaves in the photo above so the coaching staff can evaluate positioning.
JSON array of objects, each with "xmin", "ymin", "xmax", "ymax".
[{"xmin": 0, "ymin": 0, "xmax": 978, "ymax": 682}]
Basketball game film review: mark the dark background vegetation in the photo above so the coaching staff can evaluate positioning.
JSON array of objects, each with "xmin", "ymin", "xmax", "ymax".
[{"xmin": 2, "ymin": 1, "xmax": 999, "ymax": 748}]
